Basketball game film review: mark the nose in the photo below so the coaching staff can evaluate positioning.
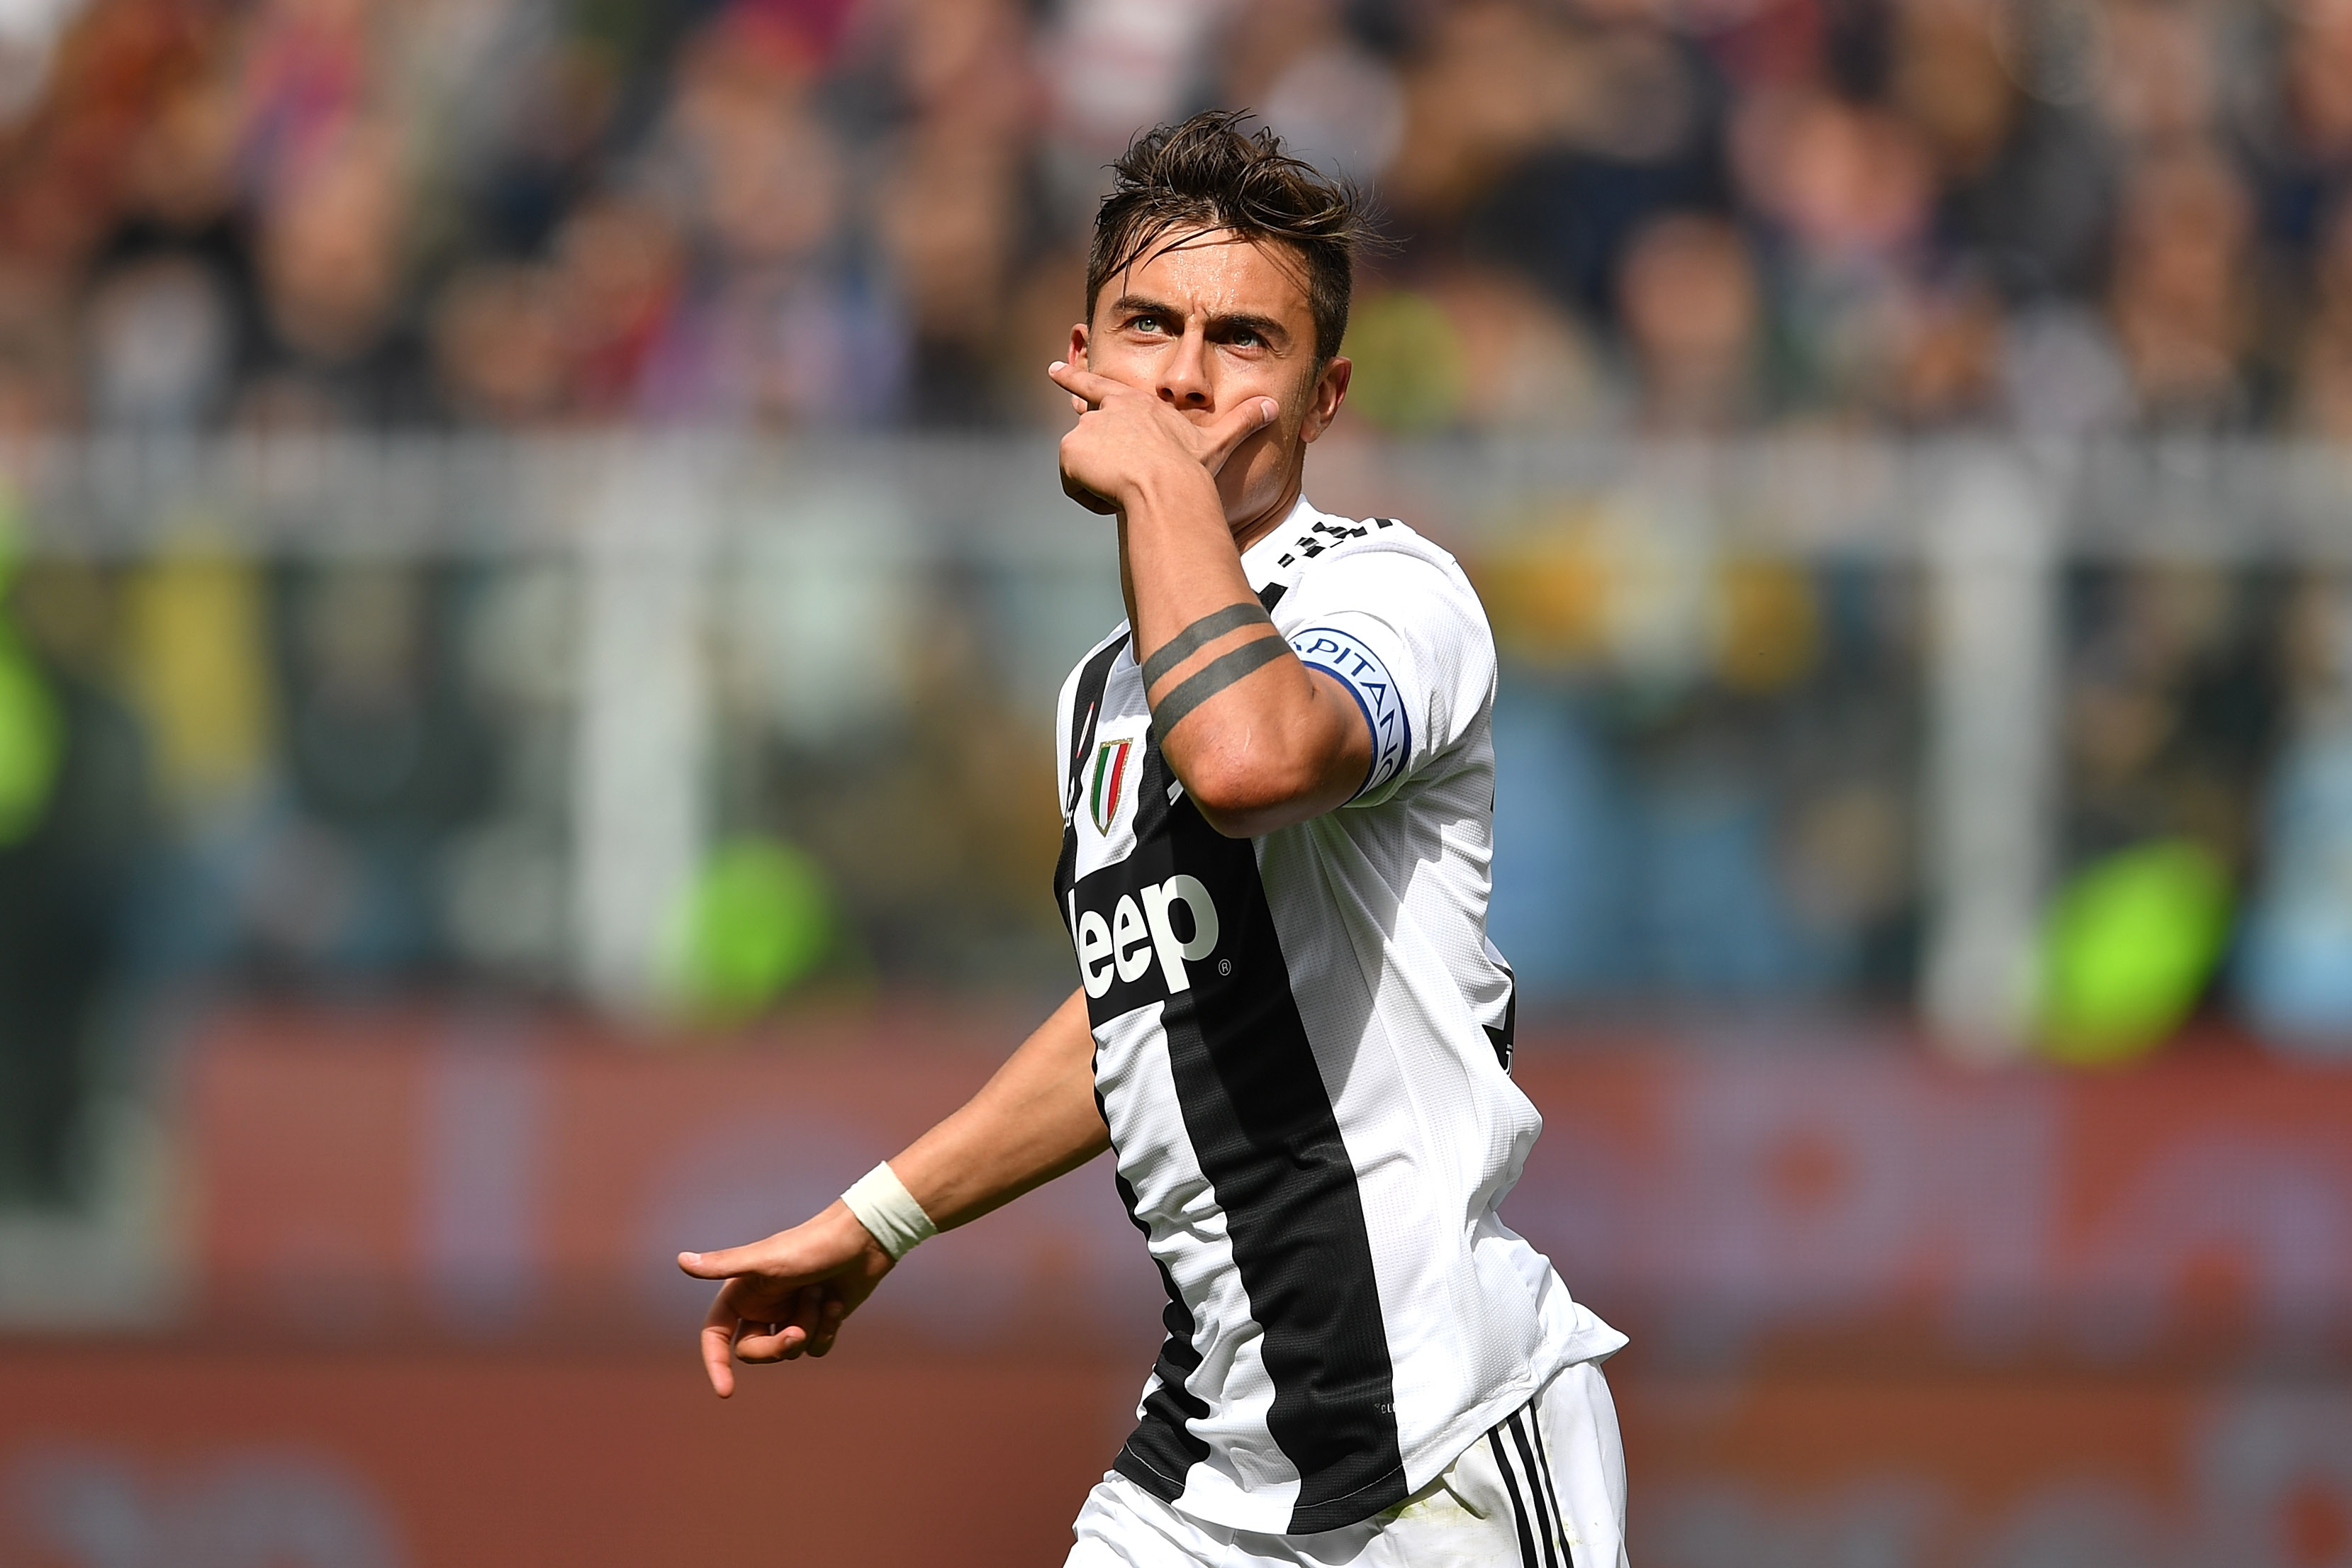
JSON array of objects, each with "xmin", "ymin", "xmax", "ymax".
[{"xmin": 1158, "ymin": 325, "xmax": 1211, "ymax": 410}]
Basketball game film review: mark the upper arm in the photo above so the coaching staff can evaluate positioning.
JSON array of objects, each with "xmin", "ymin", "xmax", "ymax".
[
  {"xmin": 1170, "ymin": 546, "xmax": 1494, "ymax": 835},
  {"xmin": 1170, "ymin": 654, "xmax": 1370, "ymax": 836},
  {"xmin": 1275, "ymin": 547, "xmax": 1496, "ymax": 809}
]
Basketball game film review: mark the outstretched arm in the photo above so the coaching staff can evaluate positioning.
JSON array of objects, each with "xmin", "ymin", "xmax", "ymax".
[{"xmin": 677, "ymin": 987, "xmax": 1106, "ymax": 1395}]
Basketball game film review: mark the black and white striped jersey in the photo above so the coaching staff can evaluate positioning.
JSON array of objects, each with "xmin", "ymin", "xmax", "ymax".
[{"xmin": 1051, "ymin": 496, "xmax": 1625, "ymax": 1538}]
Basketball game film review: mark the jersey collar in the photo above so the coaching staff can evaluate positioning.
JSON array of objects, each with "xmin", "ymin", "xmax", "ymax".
[
  {"xmin": 1240, "ymin": 493, "xmax": 1322, "ymax": 595},
  {"xmin": 1110, "ymin": 496, "xmax": 1321, "ymax": 656}
]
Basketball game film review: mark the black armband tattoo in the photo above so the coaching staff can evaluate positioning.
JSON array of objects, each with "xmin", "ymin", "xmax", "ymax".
[
  {"xmin": 1148, "ymin": 633, "xmax": 1287, "ymax": 735},
  {"xmin": 1139, "ymin": 601, "xmax": 1275, "ymax": 691}
]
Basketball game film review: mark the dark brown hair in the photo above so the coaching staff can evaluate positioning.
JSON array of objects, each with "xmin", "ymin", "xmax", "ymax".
[{"xmin": 1087, "ymin": 111, "xmax": 1370, "ymax": 364}]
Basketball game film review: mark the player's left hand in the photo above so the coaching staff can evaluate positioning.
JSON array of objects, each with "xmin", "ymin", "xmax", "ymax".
[
  {"xmin": 678, "ymin": 1201, "xmax": 895, "ymax": 1396},
  {"xmin": 1049, "ymin": 359, "xmax": 1277, "ymax": 517}
]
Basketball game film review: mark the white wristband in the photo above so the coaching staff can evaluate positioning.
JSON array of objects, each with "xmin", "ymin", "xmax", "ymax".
[{"xmin": 841, "ymin": 1161, "xmax": 937, "ymax": 1261}]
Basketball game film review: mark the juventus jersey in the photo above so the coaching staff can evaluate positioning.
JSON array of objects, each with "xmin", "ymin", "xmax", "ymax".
[{"xmin": 1051, "ymin": 495, "xmax": 1625, "ymax": 1537}]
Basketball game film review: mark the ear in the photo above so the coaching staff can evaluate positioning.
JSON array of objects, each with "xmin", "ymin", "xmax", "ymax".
[
  {"xmin": 1299, "ymin": 356, "xmax": 1351, "ymax": 445},
  {"xmin": 1069, "ymin": 322, "xmax": 1091, "ymax": 370}
]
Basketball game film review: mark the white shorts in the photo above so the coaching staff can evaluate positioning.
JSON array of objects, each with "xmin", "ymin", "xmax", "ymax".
[{"xmin": 1066, "ymin": 1360, "xmax": 1628, "ymax": 1568}]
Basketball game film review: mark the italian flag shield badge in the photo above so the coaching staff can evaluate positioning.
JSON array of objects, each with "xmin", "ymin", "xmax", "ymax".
[{"xmin": 1090, "ymin": 737, "xmax": 1133, "ymax": 834}]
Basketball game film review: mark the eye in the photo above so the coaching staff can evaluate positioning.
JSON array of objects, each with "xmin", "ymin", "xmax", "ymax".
[{"xmin": 1130, "ymin": 313, "xmax": 1165, "ymax": 334}]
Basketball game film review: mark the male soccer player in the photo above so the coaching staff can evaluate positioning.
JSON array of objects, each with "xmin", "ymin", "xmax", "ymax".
[{"xmin": 678, "ymin": 111, "xmax": 1630, "ymax": 1567}]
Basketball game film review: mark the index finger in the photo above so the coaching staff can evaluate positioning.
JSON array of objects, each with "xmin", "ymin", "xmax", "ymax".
[{"xmin": 1047, "ymin": 360, "xmax": 1120, "ymax": 408}]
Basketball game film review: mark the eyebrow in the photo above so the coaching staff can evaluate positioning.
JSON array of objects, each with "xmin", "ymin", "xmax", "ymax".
[{"xmin": 1109, "ymin": 294, "xmax": 1293, "ymax": 349}]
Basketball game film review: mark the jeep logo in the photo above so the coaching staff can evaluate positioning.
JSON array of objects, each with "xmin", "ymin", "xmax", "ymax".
[{"xmin": 1070, "ymin": 874, "xmax": 1220, "ymax": 999}]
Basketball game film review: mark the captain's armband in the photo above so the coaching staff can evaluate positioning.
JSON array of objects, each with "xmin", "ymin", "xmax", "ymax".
[{"xmin": 1291, "ymin": 626, "xmax": 1411, "ymax": 797}]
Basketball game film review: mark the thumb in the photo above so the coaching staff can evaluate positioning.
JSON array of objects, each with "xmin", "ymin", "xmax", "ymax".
[{"xmin": 1203, "ymin": 396, "xmax": 1279, "ymax": 470}]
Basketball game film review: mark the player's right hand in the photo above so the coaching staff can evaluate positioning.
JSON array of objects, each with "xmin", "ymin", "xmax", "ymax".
[
  {"xmin": 677, "ymin": 1200, "xmax": 895, "ymax": 1396},
  {"xmin": 1049, "ymin": 359, "xmax": 1279, "ymax": 517}
]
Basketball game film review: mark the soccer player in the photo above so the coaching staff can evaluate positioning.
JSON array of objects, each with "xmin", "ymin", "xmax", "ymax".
[{"xmin": 678, "ymin": 111, "xmax": 1630, "ymax": 1568}]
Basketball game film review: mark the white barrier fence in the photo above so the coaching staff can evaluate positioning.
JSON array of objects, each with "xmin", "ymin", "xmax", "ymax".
[{"xmin": 8, "ymin": 432, "xmax": 2350, "ymax": 1051}]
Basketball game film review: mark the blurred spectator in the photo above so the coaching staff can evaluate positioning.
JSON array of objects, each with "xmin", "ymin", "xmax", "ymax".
[
  {"xmin": 84, "ymin": 252, "xmax": 240, "ymax": 429},
  {"xmin": 1384, "ymin": 0, "xmax": 1582, "ymax": 223},
  {"xmin": 1221, "ymin": 0, "xmax": 1403, "ymax": 182},
  {"xmin": 1888, "ymin": 269, "xmax": 2006, "ymax": 427},
  {"xmin": 429, "ymin": 260, "xmax": 569, "ymax": 426},
  {"xmin": 0, "ymin": 264, "xmax": 79, "ymax": 433},
  {"xmin": 878, "ymin": 125, "xmax": 1019, "ymax": 425},
  {"xmin": 1617, "ymin": 211, "xmax": 1761, "ymax": 431},
  {"xmin": 2097, "ymin": 0, "xmax": 2220, "ymax": 155},
  {"xmin": 656, "ymin": 16, "xmax": 839, "ymax": 274},
  {"xmin": 554, "ymin": 195, "xmax": 683, "ymax": 415},
  {"xmin": 2063, "ymin": 561, "xmax": 2280, "ymax": 884},
  {"xmin": 2283, "ymin": 0, "xmax": 2352, "ymax": 194},
  {"xmin": 2107, "ymin": 145, "xmax": 2255, "ymax": 426},
  {"xmin": 1038, "ymin": 0, "xmax": 1219, "ymax": 228},
  {"xmin": 1734, "ymin": 86, "xmax": 1934, "ymax": 417},
  {"xmin": 1394, "ymin": 0, "xmax": 1727, "ymax": 316},
  {"xmin": 1897, "ymin": 0, "xmax": 2117, "ymax": 318},
  {"xmin": 2240, "ymin": 568, "xmax": 2352, "ymax": 1051},
  {"xmin": 264, "ymin": 561, "xmax": 491, "ymax": 975},
  {"xmin": 2297, "ymin": 196, "xmax": 2352, "ymax": 435},
  {"xmin": 251, "ymin": 123, "xmax": 424, "ymax": 420},
  {"xmin": 0, "ymin": 551, "xmax": 153, "ymax": 1208}
]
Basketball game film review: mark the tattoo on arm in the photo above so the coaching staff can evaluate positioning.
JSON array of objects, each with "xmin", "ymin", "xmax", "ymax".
[
  {"xmin": 1149, "ymin": 634, "xmax": 1286, "ymax": 736},
  {"xmin": 1139, "ymin": 602, "xmax": 1275, "ymax": 691}
]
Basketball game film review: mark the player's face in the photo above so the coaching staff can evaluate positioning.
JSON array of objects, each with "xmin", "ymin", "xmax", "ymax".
[{"xmin": 1071, "ymin": 228, "xmax": 1351, "ymax": 539}]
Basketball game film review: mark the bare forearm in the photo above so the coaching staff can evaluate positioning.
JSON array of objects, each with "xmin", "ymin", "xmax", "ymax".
[
  {"xmin": 1121, "ymin": 461, "xmax": 1264, "ymax": 659},
  {"xmin": 886, "ymin": 989, "xmax": 1108, "ymax": 1231},
  {"xmin": 1118, "ymin": 469, "xmax": 1365, "ymax": 830}
]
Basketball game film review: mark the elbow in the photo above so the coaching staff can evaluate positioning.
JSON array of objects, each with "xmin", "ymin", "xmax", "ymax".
[{"xmin": 1181, "ymin": 751, "xmax": 1326, "ymax": 838}]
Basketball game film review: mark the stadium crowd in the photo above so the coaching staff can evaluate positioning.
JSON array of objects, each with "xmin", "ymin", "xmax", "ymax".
[
  {"xmin": 0, "ymin": 0, "xmax": 2349, "ymax": 437},
  {"xmin": 9, "ymin": 0, "xmax": 2352, "ymax": 1205}
]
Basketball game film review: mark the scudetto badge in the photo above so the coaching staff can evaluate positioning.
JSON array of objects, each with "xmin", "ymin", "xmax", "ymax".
[{"xmin": 1090, "ymin": 737, "xmax": 1133, "ymax": 834}]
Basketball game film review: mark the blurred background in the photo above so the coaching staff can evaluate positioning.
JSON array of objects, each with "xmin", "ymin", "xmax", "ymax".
[{"xmin": 0, "ymin": 0, "xmax": 2349, "ymax": 1563}]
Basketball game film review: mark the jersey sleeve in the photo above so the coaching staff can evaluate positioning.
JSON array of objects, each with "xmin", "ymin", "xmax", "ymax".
[
  {"xmin": 1272, "ymin": 542, "xmax": 1497, "ymax": 807},
  {"xmin": 1051, "ymin": 660, "xmax": 1078, "ymax": 824},
  {"xmin": 1053, "ymin": 625, "xmax": 1132, "ymax": 826}
]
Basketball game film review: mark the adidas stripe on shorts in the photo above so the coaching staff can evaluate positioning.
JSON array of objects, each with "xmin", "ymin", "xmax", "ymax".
[{"xmin": 1065, "ymin": 1360, "xmax": 1629, "ymax": 1568}]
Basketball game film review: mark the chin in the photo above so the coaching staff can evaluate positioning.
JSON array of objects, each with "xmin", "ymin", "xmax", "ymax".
[{"xmin": 1221, "ymin": 458, "xmax": 1295, "ymax": 521}]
